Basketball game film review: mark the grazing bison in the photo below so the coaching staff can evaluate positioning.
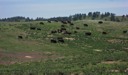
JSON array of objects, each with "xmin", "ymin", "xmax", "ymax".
[
  {"xmin": 18, "ymin": 35, "xmax": 23, "ymax": 39},
  {"xmin": 61, "ymin": 25, "xmax": 65, "ymax": 27},
  {"xmin": 54, "ymin": 20, "xmax": 58, "ymax": 22},
  {"xmin": 70, "ymin": 23, "xmax": 74, "ymax": 25},
  {"xmin": 85, "ymin": 32, "xmax": 91, "ymax": 36},
  {"xmin": 123, "ymin": 30, "xmax": 127, "ymax": 33},
  {"xmin": 57, "ymin": 37, "xmax": 64, "ymax": 43},
  {"xmin": 84, "ymin": 24, "xmax": 88, "ymax": 27},
  {"xmin": 48, "ymin": 20, "xmax": 51, "ymax": 23},
  {"xmin": 98, "ymin": 21, "xmax": 103, "ymax": 24},
  {"xmin": 102, "ymin": 32, "xmax": 107, "ymax": 34},
  {"xmin": 37, "ymin": 28, "xmax": 41, "ymax": 30},
  {"xmin": 63, "ymin": 31, "xmax": 72, "ymax": 35},
  {"xmin": 51, "ymin": 30, "xmax": 57, "ymax": 33},
  {"xmin": 59, "ymin": 27, "xmax": 67, "ymax": 33},
  {"xmin": 74, "ymin": 31, "xmax": 77, "ymax": 33},
  {"xmin": 76, "ymin": 27, "xmax": 80, "ymax": 30},
  {"xmin": 30, "ymin": 27, "xmax": 36, "ymax": 30},
  {"xmin": 51, "ymin": 39, "xmax": 57, "ymax": 43},
  {"xmin": 61, "ymin": 21, "xmax": 67, "ymax": 24},
  {"xmin": 61, "ymin": 27, "xmax": 66, "ymax": 31},
  {"xmin": 67, "ymin": 20, "xmax": 71, "ymax": 23},
  {"xmin": 40, "ymin": 22, "xmax": 44, "ymax": 25}
]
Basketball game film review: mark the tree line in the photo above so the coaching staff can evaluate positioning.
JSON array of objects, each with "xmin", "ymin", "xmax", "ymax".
[{"xmin": 0, "ymin": 12, "xmax": 128, "ymax": 22}]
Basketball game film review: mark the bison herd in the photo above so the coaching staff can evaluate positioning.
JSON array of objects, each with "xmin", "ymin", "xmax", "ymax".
[{"xmin": 17, "ymin": 20, "xmax": 128, "ymax": 44}]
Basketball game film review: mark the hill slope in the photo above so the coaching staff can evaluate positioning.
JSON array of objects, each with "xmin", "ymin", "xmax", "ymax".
[{"xmin": 0, "ymin": 20, "xmax": 128, "ymax": 75}]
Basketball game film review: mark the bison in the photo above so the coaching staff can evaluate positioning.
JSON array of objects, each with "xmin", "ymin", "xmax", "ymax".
[
  {"xmin": 74, "ymin": 31, "xmax": 77, "ymax": 33},
  {"xmin": 57, "ymin": 37, "xmax": 64, "ymax": 43},
  {"xmin": 30, "ymin": 27, "xmax": 36, "ymax": 30},
  {"xmin": 18, "ymin": 35, "xmax": 23, "ymax": 39},
  {"xmin": 76, "ymin": 27, "xmax": 80, "ymax": 30},
  {"xmin": 37, "ymin": 28, "xmax": 41, "ymax": 30},
  {"xmin": 98, "ymin": 21, "xmax": 103, "ymax": 24},
  {"xmin": 61, "ymin": 25, "xmax": 65, "ymax": 27},
  {"xmin": 70, "ymin": 23, "xmax": 74, "ymax": 25},
  {"xmin": 51, "ymin": 30, "xmax": 57, "ymax": 34},
  {"xmin": 84, "ymin": 24, "xmax": 88, "ymax": 27},
  {"xmin": 61, "ymin": 21, "xmax": 67, "ymax": 24},
  {"xmin": 123, "ymin": 30, "xmax": 127, "ymax": 33},
  {"xmin": 102, "ymin": 32, "xmax": 107, "ymax": 34},
  {"xmin": 63, "ymin": 31, "xmax": 72, "ymax": 35},
  {"xmin": 48, "ymin": 20, "xmax": 51, "ymax": 23},
  {"xmin": 54, "ymin": 20, "xmax": 58, "ymax": 22},
  {"xmin": 67, "ymin": 20, "xmax": 71, "ymax": 24},
  {"xmin": 85, "ymin": 32, "xmax": 91, "ymax": 36},
  {"xmin": 51, "ymin": 39, "xmax": 57, "ymax": 43},
  {"xmin": 40, "ymin": 22, "xmax": 44, "ymax": 25}
]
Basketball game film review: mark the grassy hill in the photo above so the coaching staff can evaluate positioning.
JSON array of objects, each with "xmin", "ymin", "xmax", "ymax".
[{"xmin": 0, "ymin": 20, "xmax": 128, "ymax": 75}]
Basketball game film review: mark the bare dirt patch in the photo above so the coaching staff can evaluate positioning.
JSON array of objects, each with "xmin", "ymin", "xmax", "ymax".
[
  {"xmin": 101, "ymin": 61, "xmax": 120, "ymax": 64},
  {"xmin": 107, "ymin": 39, "xmax": 122, "ymax": 44},
  {"xmin": 64, "ymin": 37, "xmax": 75, "ymax": 41},
  {"xmin": 0, "ymin": 51, "xmax": 60, "ymax": 65},
  {"xmin": 93, "ymin": 49, "xmax": 102, "ymax": 52}
]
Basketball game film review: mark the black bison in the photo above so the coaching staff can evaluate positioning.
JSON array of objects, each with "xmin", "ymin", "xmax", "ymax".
[
  {"xmin": 84, "ymin": 24, "xmax": 88, "ymax": 27},
  {"xmin": 61, "ymin": 27, "xmax": 66, "ymax": 31},
  {"xmin": 102, "ymin": 32, "xmax": 107, "ymax": 34},
  {"xmin": 48, "ymin": 20, "xmax": 51, "ymax": 23},
  {"xmin": 51, "ymin": 39, "xmax": 57, "ymax": 43},
  {"xmin": 98, "ymin": 21, "xmax": 103, "ymax": 24},
  {"xmin": 40, "ymin": 22, "xmax": 44, "ymax": 25},
  {"xmin": 74, "ymin": 31, "xmax": 77, "ymax": 33},
  {"xmin": 76, "ymin": 27, "xmax": 80, "ymax": 30},
  {"xmin": 61, "ymin": 21, "xmax": 67, "ymax": 24},
  {"xmin": 30, "ymin": 27, "xmax": 36, "ymax": 30},
  {"xmin": 57, "ymin": 37, "xmax": 64, "ymax": 43},
  {"xmin": 54, "ymin": 20, "xmax": 58, "ymax": 22},
  {"xmin": 70, "ymin": 23, "xmax": 74, "ymax": 25},
  {"xmin": 61, "ymin": 25, "xmax": 65, "ymax": 27},
  {"xmin": 37, "ymin": 28, "xmax": 41, "ymax": 30},
  {"xmin": 58, "ymin": 27, "xmax": 67, "ymax": 33},
  {"xmin": 85, "ymin": 32, "xmax": 91, "ymax": 36},
  {"xmin": 51, "ymin": 30, "xmax": 57, "ymax": 33},
  {"xmin": 63, "ymin": 31, "xmax": 72, "ymax": 35},
  {"xmin": 18, "ymin": 35, "xmax": 23, "ymax": 39},
  {"xmin": 67, "ymin": 20, "xmax": 71, "ymax": 24},
  {"xmin": 123, "ymin": 30, "xmax": 127, "ymax": 33}
]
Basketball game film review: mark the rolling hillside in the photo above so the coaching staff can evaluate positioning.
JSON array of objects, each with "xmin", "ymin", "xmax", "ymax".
[{"xmin": 0, "ymin": 20, "xmax": 128, "ymax": 75}]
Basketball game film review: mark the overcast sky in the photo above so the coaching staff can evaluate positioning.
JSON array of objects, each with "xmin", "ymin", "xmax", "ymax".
[{"xmin": 0, "ymin": 0, "xmax": 128, "ymax": 18}]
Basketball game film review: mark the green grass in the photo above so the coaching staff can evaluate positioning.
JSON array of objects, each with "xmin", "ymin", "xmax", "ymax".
[{"xmin": 0, "ymin": 20, "xmax": 128, "ymax": 75}]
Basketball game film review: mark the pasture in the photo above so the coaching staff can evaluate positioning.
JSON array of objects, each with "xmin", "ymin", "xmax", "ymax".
[{"xmin": 0, "ymin": 20, "xmax": 128, "ymax": 75}]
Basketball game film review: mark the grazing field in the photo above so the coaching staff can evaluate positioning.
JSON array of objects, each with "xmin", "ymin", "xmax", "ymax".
[{"xmin": 0, "ymin": 20, "xmax": 128, "ymax": 75}]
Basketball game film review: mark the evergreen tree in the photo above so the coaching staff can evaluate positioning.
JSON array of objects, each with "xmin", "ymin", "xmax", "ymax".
[
  {"xmin": 110, "ymin": 13, "xmax": 116, "ymax": 21},
  {"xmin": 88, "ymin": 12, "xmax": 93, "ymax": 17}
]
